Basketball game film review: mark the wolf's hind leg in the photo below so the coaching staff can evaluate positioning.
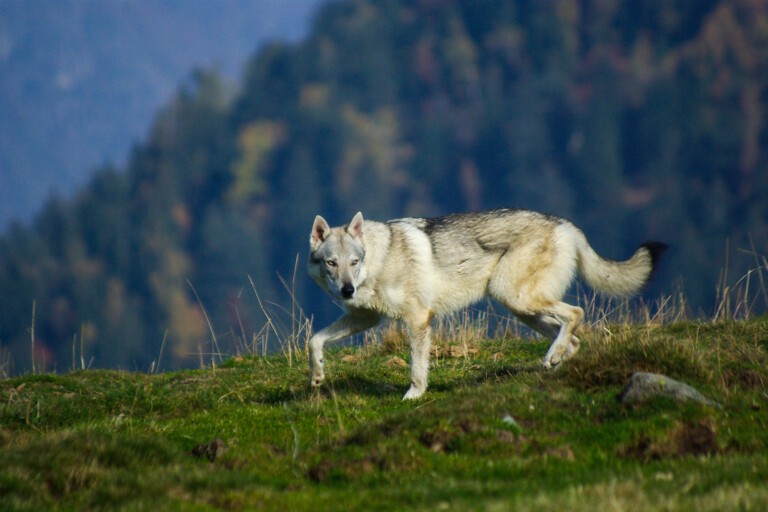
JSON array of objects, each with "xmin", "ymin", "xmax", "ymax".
[
  {"xmin": 517, "ymin": 313, "xmax": 560, "ymax": 339},
  {"xmin": 539, "ymin": 302, "xmax": 583, "ymax": 369},
  {"xmin": 487, "ymin": 237, "xmax": 582, "ymax": 368},
  {"xmin": 517, "ymin": 312, "xmax": 581, "ymax": 364}
]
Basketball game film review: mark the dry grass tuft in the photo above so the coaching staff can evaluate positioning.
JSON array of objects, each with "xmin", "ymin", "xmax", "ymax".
[{"xmin": 559, "ymin": 326, "xmax": 713, "ymax": 390}]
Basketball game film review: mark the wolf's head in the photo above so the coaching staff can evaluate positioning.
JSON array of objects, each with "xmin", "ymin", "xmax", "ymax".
[{"xmin": 308, "ymin": 212, "xmax": 367, "ymax": 301}]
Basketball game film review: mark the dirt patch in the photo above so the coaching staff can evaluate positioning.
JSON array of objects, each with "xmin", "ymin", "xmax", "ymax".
[
  {"xmin": 544, "ymin": 445, "xmax": 576, "ymax": 461},
  {"xmin": 191, "ymin": 438, "xmax": 227, "ymax": 462},
  {"xmin": 307, "ymin": 456, "xmax": 377, "ymax": 483},
  {"xmin": 620, "ymin": 419, "xmax": 719, "ymax": 461},
  {"xmin": 344, "ymin": 416, "xmax": 402, "ymax": 447},
  {"xmin": 496, "ymin": 429, "xmax": 520, "ymax": 445},
  {"xmin": 307, "ymin": 448, "xmax": 408, "ymax": 483},
  {"xmin": 384, "ymin": 356, "xmax": 408, "ymax": 368},
  {"xmin": 723, "ymin": 368, "xmax": 765, "ymax": 391},
  {"xmin": 419, "ymin": 419, "xmax": 481, "ymax": 454}
]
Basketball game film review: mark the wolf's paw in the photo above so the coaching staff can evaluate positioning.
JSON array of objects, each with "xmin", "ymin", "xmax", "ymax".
[
  {"xmin": 543, "ymin": 340, "xmax": 579, "ymax": 370},
  {"xmin": 542, "ymin": 350, "xmax": 565, "ymax": 370},
  {"xmin": 402, "ymin": 386, "xmax": 426, "ymax": 400},
  {"xmin": 309, "ymin": 356, "xmax": 325, "ymax": 387},
  {"xmin": 542, "ymin": 358, "xmax": 559, "ymax": 370},
  {"xmin": 310, "ymin": 369, "xmax": 325, "ymax": 387}
]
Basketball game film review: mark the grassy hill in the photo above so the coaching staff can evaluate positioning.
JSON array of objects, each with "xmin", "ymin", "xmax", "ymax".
[{"xmin": 1, "ymin": 315, "xmax": 767, "ymax": 510}]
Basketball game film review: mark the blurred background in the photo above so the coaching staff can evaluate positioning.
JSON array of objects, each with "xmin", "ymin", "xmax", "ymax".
[{"xmin": 0, "ymin": 0, "xmax": 766, "ymax": 375}]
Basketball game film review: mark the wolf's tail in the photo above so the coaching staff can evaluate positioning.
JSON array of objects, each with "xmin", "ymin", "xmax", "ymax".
[{"xmin": 575, "ymin": 234, "xmax": 667, "ymax": 297}]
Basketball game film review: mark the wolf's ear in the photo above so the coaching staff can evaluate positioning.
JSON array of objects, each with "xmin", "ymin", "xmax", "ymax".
[
  {"xmin": 310, "ymin": 215, "xmax": 331, "ymax": 250},
  {"xmin": 347, "ymin": 211, "xmax": 364, "ymax": 240}
]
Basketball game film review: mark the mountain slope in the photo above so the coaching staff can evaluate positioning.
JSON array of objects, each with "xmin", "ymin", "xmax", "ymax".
[{"xmin": 0, "ymin": 0, "xmax": 323, "ymax": 228}]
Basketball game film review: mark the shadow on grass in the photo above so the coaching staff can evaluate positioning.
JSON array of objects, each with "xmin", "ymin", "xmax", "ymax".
[
  {"xmin": 250, "ymin": 355, "xmax": 548, "ymax": 405},
  {"xmin": 459, "ymin": 360, "xmax": 545, "ymax": 388},
  {"xmin": 322, "ymin": 360, "xmax": 545, "ymax": 400},
  {"xmin": 253, "ymin": 375, "xmax": 405, "ymax": 405}
]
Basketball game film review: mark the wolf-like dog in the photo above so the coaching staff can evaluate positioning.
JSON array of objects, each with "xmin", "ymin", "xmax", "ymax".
[{"xmin": 308, "ymin": 209, "xmax": 666, "ymax": 400}]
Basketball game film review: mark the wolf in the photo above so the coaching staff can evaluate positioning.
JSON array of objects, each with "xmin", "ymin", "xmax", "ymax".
[{"xmin": 307, "ymin": 209, "xmax": 666, "ymax": 400}]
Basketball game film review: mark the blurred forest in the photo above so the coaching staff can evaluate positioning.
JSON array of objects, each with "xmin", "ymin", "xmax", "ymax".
[{"xmin": 2, "ymin": 0, "xmax": 767, "ymax": 374}]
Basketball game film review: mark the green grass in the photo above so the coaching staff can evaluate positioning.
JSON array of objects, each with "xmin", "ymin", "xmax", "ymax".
[{"xmin": 1, "ymin": 318, "xmax": 768, "ymax": 510}]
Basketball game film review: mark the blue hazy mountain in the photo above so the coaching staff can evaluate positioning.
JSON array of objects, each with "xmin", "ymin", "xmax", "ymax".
[{"xmin": 0, "ymin": 0, "xmax": 324, "ymax": 230}]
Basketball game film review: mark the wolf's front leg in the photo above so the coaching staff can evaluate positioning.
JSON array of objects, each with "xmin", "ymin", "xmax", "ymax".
[
  {"xmin": 309, "ymin": 334, "xmax": 327, "ymax": 387},
  {"xmin": 403, "ymin": 316, "xmax": 434, "ymax": 400},
  {"xmin": 308, "ymin": 311, "xmax": 380, "ymax": 388}
]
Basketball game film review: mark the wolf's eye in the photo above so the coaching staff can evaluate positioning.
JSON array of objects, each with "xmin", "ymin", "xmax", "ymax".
[
  {"xmin": 326, "ymin": 260, "xmax": 337, "ymax": 267},
  {"xmin": 350, "ymin": 258, "xmax": 359, "ymax": 266}
]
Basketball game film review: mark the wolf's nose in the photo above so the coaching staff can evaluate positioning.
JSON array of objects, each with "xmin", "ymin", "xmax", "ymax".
[{"xmin": 341, "ymin": 283, "xmax": 355, "ymax": 299}]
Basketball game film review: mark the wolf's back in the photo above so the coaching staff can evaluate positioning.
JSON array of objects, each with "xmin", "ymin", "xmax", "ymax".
[{"xmin": 575, "ymin": 234, "xmax": 667, "ymax": 297}]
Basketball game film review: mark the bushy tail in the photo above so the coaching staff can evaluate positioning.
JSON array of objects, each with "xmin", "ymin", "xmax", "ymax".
[{"xmin": 576, "ymin": 235, "xmax": 667, "ymax": 297}]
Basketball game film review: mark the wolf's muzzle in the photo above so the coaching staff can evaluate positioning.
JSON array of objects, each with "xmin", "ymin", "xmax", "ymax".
[{"xmin": 341, "ymin": 283, "xmax": 355, "ymax": 299}]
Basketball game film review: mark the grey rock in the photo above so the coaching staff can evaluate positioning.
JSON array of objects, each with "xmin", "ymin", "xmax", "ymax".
[
  {"xmin": 619, "ymin": 372, "xmax": 720, "ymax": 408},
  {"xmin": 500, "ymin": 413, "xmax": 523, "ymax": 433}
]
